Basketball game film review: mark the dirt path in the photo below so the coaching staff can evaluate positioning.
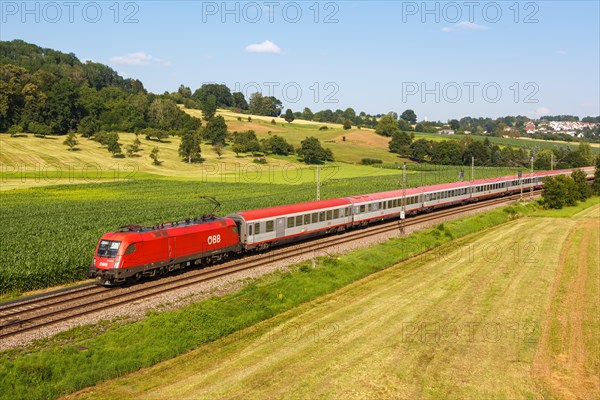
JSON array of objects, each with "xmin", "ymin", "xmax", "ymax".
[{"xmin": 532, "ymin": 212, "xmax": 600, "ymax": 399}]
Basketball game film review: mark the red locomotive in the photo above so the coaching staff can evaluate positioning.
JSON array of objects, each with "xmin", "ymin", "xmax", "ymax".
[
  {"xmin": 89, "ymin": 217, "xmax": 241, "ymax": 284},
  {"xmin": 88, "ymin": 166, "xmax": 595, "ymax": 285}
]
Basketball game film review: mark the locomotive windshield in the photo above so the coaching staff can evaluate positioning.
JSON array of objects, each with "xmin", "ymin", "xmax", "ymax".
[{"xmin": 97, "ymin": 240, "xmax": 121, "ymax": 258}]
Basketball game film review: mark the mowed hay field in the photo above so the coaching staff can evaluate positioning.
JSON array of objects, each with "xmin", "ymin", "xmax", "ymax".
[{"xmin": 71, "ymin": 205, "xmax": 599, "ymax": 400}]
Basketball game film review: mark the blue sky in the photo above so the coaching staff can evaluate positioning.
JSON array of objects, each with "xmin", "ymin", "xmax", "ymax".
[{"xmin": 2, "ymin": 1, "xmax": 599, "ymax": 121}]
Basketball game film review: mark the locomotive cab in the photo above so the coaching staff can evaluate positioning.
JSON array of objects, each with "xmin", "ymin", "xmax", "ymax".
[{"xmin": 88, "ymin": 232, "xmax": 139, "ymax": 284}]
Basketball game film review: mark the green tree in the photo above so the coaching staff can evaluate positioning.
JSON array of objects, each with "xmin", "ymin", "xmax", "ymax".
[
  {"xmin": 212, "ymin": 143, "xmax": 224, "ymax": 159},
  {"xmin": 400, "ymin": 109, "xmax": 417, "ymax": 124},
  {"xmin": 179, "ymin": 130, "xmax": 202, "ymax": 163},
  {"xmin": 343, "ymin": 107, "xmax": 356, "ymax": 121},
  {"xmin": 192, "ymin": 83, "xmax": 232, "ymax": 107},
  {"xmin": 284, "ymin": 108, "xmax": 295, "ymax": 123},
  {"xmin": 297, "ymin": 136, "xmax": 333, "ymax": 164},
  {"xmin": 125, "ymin": 137, "xmax": 141, "ymax": 157},
  {"xmin": 248, "ymin": 92, "xmax": 282, "ymax": 117},
  {"xmin": 397, "ymin": 119, "xmax": 412, "ymax": 131},
  {"xmin": 430, "ymin": 140, "xmax": 463, "ymax": 165},
  {"xmin": 578, "ymin": 142, "xmax": 593, "ymax": 165},
  {"xmin": 571, "ymin": 169, "xmax": 591, "ymax": 201},
  {"xmin": 389, "ymin": 132, "xmax": 413, "ymax": 155},
  {"xmin": 462, "ymin": 141, "xmax": 491, "ymax": 166},
  {"xmin": 201, "ymin": 94, "xmax": 217, "ymax": 121},
  {"xmin": 28, "ymin": 122, "xmax": 51, "ymax": 137},
  {"xmin": 203, "ymin": 115, "xmax": 227, "ymax": 145},
  {"xmin": 8, "ymin": 124, "xmax": 24, "ymax": 137},
  {"xmin": 177, "ymin": 84, "xmax": 192, "ymax": 98},
  {"xmin": 542, "ymin": 175, "xmax": 578, "ymax": 209},
  {"xmin": 63, "ymin": 133, "xmax": 79, "ymax": 151},
  {"xmin": 409, "ymin": 139, "xmax": 431, "ymax": 162},
  {"xmin": 262, "ymin": 135, "xmax": 294, "ymax": 155},
  {"xmin": 150, "ymin": 146, "xmax": 161, "ymax": 165},
  {"xmin": 375, "ymin": 114, "xmax": 400, "ymax": 137},
  {"xmin": 231, "ymin": 92, "xmax": 248, "ymax": 110},
  {"xmin": 593, "ymin": 156, "xmax": 600, "ymax": 195},
  {"xmin": 233, "ymin": 130, "xmax": 261, "ymax": 155},
  {"xmin": 77, "ymin": 116, "xmax": 100, "ymax": 137},
  {"xmin": 148, "ymin": 98, "xmax": 182, "ymax": 130},
  {"xmin": 449, "ymin": 119, "xmax": 460, "ymax": 130},
  {"xmin": 105, "ymin": 133, "xmax": 122, "ymax": 156},
  {"xmin": 343, "ymin": 120, "xmax": 352, "ymax": 130},
  {"xmin": 301, "ymin": 107, "xmax": 314, "ymax": 121}
]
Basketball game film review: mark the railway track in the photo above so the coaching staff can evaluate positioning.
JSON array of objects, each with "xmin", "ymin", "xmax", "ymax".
[{"xmin": 0, "ymin": 192, "xmax": 535, "ymax": 342}]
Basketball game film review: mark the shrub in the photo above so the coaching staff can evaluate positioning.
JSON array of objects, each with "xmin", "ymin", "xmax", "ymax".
[{"xmin": 360, "ymin": 158, "xmax": 383, "ymax": 165}]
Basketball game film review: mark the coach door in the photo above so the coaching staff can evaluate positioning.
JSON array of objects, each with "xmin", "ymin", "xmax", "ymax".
[{"xmin": 276, "ymin": 217, "xmax": 285, "ymax": 238}]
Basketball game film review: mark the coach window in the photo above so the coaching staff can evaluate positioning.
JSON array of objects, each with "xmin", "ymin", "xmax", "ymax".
[
  {"xmin": 125, "ymin": 244, "xmax": 137, "ymax": 254},
  {"xmin": 296, "ymin": 215, "xmax": 303, "ymax": 226},
  {"xmin": 312, "ymin": 213, "xmax": 318, "ymax": 223},
  {"xmin": 287, "ymin": 217, "xmax": 294, "ymax": 228},
  {"xmin": 266, "ymin": 221, "xmax": 274, "ymax": 232},
  {"xmin": 326, "ymin": 210, "xmax": 333, "ymax": 220},
  {"xmin": 347, "ymin": 207, "xmax": 352, "ymax": 216},
  {"xmin": 249, "ymin": 225, "xmax": 253, "ymax": 235},
  {"xmin": 254, "ymin": 223, "xmax": 261, "ymax": 234},
  {"xmin": 319, "ymin": 212, "xmax": 326, "ymax": 222},
  {"xmin": 360, "ymin": 205, "xmax": 366, "ymax": 213},
  {"xmin": 333, "ymin": 209, "xmax": 340, "ymax": 219},
  {"xmin": 304, "ymin": 214, "xmax": 311, "ymax": 225}
]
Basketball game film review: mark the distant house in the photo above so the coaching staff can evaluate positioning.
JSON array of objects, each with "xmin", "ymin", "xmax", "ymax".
[
  {"xmin": 525, "ymin": 122, "xmax": 536, "ymax": 133},
  {"xmin": 438, "ymin": 129, "xmax": 455, "ymax": 135}
]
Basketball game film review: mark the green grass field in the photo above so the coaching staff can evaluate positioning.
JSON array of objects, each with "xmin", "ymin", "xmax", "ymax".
[{"xmin": 67, "ymin": 203, "xmax": 600, "ymax": 400}]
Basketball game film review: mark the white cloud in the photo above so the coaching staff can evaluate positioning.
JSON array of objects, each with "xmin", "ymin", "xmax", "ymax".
[
  {"xmin": 244, "ymin": 40, "xmax": 282, "ymax": 54},
  {"xmin": 556, "ymin": 50, "xmax": 567, "ymax": 55},
  {"xmin": 442, "ymin": 21, "xmax": 489, "ymax": 32},
  {"xmin": 525, "ymin": 106, "xmax": 551, "ymax": 118},
  {"xmin": 110, "ymin": 52, "xmax": 170, "ymax": 66}
]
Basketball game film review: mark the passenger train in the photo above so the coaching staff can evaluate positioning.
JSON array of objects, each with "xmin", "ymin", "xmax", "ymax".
[{"xmin": 89, "ymin": 166, "xmax": 595, "ymax": 284}]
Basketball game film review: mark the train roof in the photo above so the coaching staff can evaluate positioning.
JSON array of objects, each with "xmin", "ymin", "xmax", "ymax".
[
  {"xmin": 343, "ymin": 167, "xmax": 592, "ymax": 203},
  {"xmin": 228, "ymin": 198, "xmax": 352, "ymax": 221},
  {"xmin": 346, "ymin": 187, "xmax": 423, "ymax": 203},
  {"xmin": 101, "ymin": 217, "xmax": 235, "ymax": 241}
]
